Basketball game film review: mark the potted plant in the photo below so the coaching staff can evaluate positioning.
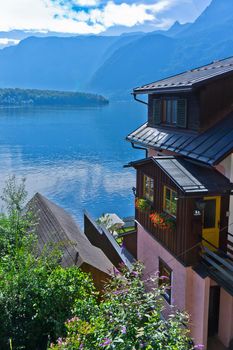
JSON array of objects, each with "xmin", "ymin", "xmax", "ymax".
[{"xmin": 135, "ymin": 197, "xmax": 151, "ymax": 212}]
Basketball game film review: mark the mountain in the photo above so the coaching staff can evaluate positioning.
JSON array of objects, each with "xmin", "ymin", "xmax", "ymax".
[
  {"xmin": 0, "ymin": 0, "xmax": 233, "ymax": 98},
  {"xmin": 0, "ymin": 33, "xmax": 145, "ymax": 91},
  {"xmin": 89, "ymin": 0, "xmax": 233, "ymax": 96},
  {"xmin": 0, "ymin": 30, "xmax": 81, "ymax": 49}
]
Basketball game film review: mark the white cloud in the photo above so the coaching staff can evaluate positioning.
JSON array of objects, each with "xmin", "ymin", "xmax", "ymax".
[
  {"xmin": 73, "ymin": 0, "xmax": 100, "ymax": 6},
  {"xmin": 0, "ymin": 38, "xmax": 20, "ymax": 45},
  {"xmin": 0, "ymin": 0, "xmax": 175, "ymax": 34}
]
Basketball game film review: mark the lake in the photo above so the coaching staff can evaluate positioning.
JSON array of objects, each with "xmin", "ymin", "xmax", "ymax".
[{"xmin": 0, "ymin": 101, "xmax": 146, "ymax": 226}]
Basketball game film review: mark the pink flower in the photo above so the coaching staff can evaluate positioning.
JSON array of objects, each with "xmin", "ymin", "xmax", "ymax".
[
  {"xmin": 160, "ymin": 275, "xmax": 169, "ymax": 280},
  {"xmin": 121, "ymin": 325, "xmax": 127, "ymax": 334},
  {"xmin": 57, "ymin": 338, "xmax": 63, "ymax": 345},
  {"xmin": 100, "ymin": 338, "xmax": 112, "ymax": 347},
  {"xmin": 194, "ymin": 345, "xmax": 204, "ymax": 349}
]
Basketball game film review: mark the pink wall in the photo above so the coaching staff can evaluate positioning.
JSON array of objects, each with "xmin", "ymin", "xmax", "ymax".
[
  {"xmin": 137, "ymin": 223, "xmax": 187, "ymax": 310},
  {"xmin": 186, "ymin": 268, "xmax": 210, "ymax": 349},
  {"xmin": 137, "ymin": 223, "xmax": 210, "ymax": 348},
  {"xmin": 218, "ymin": 288, "xmax": 233, "ymax": 347}
]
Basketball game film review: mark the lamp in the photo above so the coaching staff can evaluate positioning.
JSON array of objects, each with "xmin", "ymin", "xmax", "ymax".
[
  {"xmin": 132, "ymin": 187, "xmax": 137, "ymax": 197},
  {"xmin": 194, "ymin": 199, "xmax": 206, "ymax": 216},
  {"xmin": 195, "ymin": 199, "xmax": 206, "ymax": 211}
]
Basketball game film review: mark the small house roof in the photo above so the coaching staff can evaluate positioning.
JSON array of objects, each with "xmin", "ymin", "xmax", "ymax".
[
  {"xmin": 127, "ymin": 111, "xmax": 233, "ymax": 166},
  {"xmin": 27, "ymin": 193, "xmax": 114, "ymax": 275},
  {"xmin": 134, "ymin": 56, "xmax": 233, "ymax": 94},
  {"xmin": 84, "ymin": 211, "xmax": 135, "ymax": 270},
  {"xmin": 129, "ymin": 156, "xmax": 233, "ymax": 195}
]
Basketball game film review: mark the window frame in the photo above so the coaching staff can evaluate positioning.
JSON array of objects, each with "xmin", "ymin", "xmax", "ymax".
[
  {"xmin": 163, "ymin": 185, "xmax": 177, "ymax": 217},
  {"xmin": 163, "ymin": 99, "xmax": 178, "ymax": 126},
  {"xmin": 143, "ymin": 174, "xmax": 154, "ymax": 203},
  {"xmin": 159, "ymin": 258, "xmax": 172, "ymax": 304}
]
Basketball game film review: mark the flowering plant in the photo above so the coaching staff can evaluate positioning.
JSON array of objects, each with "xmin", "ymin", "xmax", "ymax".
[
  {"xmin": 150, "ymin": 212, "xmax": 176, "ymax": 231},
  {"xmin": 49, "ymin": 263, "xmax": 193, "ymax": 350},
  {"xmin": 135, "ymin": 197, "xmax": 151, "ymax": 212}
]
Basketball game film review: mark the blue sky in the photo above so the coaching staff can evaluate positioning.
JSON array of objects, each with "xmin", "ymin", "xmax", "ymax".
[{"xmin": 0, "ymin": 0, "xmax": 212, "ymax": 35}]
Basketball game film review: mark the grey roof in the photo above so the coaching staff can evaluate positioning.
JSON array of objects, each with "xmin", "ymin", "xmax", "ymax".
[
  {"xmin": 134, "ymin": 56, "xmax": 233, "ymax": 94},
  {"xmin": 127, "ymin": 112, "xmax": 233, "ymax": 166},
  {"xmin": 129, "ymin": 156, "xmax": 233, "ymax": 195},
  {"xmin": 27, "ymin": 193, "xmax": 114, "ymax": 275}
]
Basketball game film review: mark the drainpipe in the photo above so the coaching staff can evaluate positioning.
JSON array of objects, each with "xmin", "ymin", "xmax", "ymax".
[
  {"xmin": 131, "ymin": 142, "xmax": 148, "ymax": 158},
  {"xmin": 131, "ymin": 93, "xmax": 148, "ymax": 157},
  {"xmin": 132, "ymin": 93, "xmax": 148, "ymax": 106}
]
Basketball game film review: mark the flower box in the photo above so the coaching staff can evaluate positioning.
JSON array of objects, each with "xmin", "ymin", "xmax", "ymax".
[{"xmin": 149, "ymin": 212, "xmax": 176, "ymax": 231}]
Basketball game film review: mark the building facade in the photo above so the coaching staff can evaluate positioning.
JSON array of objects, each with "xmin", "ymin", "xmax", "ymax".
[{"xmin": 127, "ymin": 57, "xmax": 233, "ymax": 349}]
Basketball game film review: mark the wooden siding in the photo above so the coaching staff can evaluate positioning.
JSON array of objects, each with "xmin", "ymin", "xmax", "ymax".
[
  {"xmin": 84, "ymin": 213, "xmax": 123, "ymax": 267},
  {"xmin": 136, "ymin": 163, "xmax": 229, "ymax": 266},
  {"xmin": 148, "ymin": 92, "xmax": 200, "ymax": 131},
  {"xmin": 81, "ymin": 263, "xmax": 110, "ymax": 291},
  {"xmin": 200, "ymin": 74, "xmax": 233, "ymax": 131},
  {"xmin": 122, "ymin": 230, "xmax": 137, "ymax": 259}
]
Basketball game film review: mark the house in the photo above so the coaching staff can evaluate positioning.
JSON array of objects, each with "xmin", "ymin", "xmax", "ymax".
[
  {"xmin": 27, "ymin": 193, "xmax": 114, "ymax": 290},
  {"xmin": 126, "ymin": 56, "xmax": 233, "ymax": 349}
]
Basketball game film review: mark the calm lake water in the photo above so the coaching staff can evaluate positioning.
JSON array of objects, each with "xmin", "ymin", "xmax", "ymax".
[{"xmin": 0, "ymin": 101, "xmax": 146, "ymax": 226}]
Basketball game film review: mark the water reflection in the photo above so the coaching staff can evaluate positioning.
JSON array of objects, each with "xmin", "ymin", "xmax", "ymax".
[{"xmin": 0, "ymin": 102, "xmax": 146, "ymax": 225}]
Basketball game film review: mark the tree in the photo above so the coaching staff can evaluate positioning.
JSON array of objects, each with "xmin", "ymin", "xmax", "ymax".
[
  {"xmin": 0, "ymin": 177, "xmax": 97, "ymax": 350},
  {"xmin": 49, "ymin": 263, "xmax": 195, "ymax": 350}
]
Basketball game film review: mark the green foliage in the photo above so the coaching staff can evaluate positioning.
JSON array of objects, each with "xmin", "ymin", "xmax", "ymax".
[
  {"xmin": 0, "ymin": 88, "xmax": 109, "ymax": 107},
  {"xmin": 49, "ymin": 263, "xmax": 193, "ymax": 350},
  {"xmin": 135, "ymin": 198, "xmax": 151, "ymax": 212},
  {"xmin": 0, "ymin": 177, "xmax": 97, "ymax": 350}
]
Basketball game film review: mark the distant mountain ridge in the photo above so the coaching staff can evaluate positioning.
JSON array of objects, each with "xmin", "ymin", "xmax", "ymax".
[{"xmin": 0, "ymin": 0, "xmax": 233, "ymax": 98}]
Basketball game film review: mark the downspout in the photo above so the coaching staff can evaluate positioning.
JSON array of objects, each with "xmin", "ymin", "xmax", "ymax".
[
  {"xmin": 132, "ymin": 92, "xmax": 148, "ymax": 106},
  {"xmin": 131, "ymin": 142, "xmax": 148, "ymax": 158},
  {"xmin": 131, "ymin": 93, "xmax": 148, "ymax": 157}
]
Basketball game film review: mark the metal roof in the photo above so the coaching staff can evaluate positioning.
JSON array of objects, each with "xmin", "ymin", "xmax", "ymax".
[
  {"xmin": 127, "ymin": 112, "xmax": 233, "ymax": 166},
  {"xmin": 27, "ymin": 193, "xmax": 114, "ymax": 275},
  {"xmin": 129, "ymin": 156, "xmax": 233, "ymax": 195},
  {"xmin": 134, "ymin": 56, "xmax": 233, "ymax": 94}
]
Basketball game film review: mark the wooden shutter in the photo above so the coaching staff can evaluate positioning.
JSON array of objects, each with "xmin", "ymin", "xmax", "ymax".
[
  {"xmin": 177, "ymin": 99, "xmax": 187, "ymax": 128},
  {"xmin": 152, "ymin": 99, "xmax": 162, "ymax": 124}
]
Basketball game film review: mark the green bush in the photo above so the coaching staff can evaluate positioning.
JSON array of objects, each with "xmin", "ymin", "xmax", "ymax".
[
  {"xmin": 50, "ymin": 263, "xmax": 194, "ymax": 350},
  {"xmin": 0, "ymin": 177, "xmax": 97, "ymax": 350}
]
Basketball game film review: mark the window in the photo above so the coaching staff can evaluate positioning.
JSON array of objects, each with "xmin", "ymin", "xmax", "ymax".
[
  {"xmin": 203, "ymin": 199, "xmax": 216, "ymax": 229},
  {"xmin": 159, "ymin": 259, "xmax": 172, "ymax": 304},
  {"xmin": 163, "ymin": 186, "xmax": 177, "ymax": 216},
  {"xmin": 143, "ymin": 175, "xmax": 154, "ymax": 202},
  {"xmin": 163, "ymin": 99, "xmax": 178, "ymax": 125},
  {"xmin": 152, "ymin": 98, "xmax": 187, "ymax": 128}
]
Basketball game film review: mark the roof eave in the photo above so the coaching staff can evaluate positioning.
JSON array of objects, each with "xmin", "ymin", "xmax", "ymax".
[{"xmin": 133, "ymin": 86, "xmax": 193, "ymax": 95}]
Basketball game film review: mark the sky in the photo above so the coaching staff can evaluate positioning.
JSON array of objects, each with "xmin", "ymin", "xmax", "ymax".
[{"xmin": 0, "ymin": 0, "xmax": 212, "ymax": 35}]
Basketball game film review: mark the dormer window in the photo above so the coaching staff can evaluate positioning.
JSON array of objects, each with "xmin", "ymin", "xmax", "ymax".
[{"xmin": 152, "ymin": 98, "xmax": 187, "ymax": 128}]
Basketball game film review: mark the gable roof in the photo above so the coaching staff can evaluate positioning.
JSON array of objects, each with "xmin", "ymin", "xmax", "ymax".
[
  {"xmin": 127, "ymin": 111, "xmax": 233, "ymax": 166},
  {"xmin": 129, "ymin": 156, "xmax": 233, "ymax": 195},
  {"xmin": 27, "ymin": 193, "xmax": 114, "ymax": 275},
  {"xmin": 134, "ymin": 56, "xmax": 233, "ymax": 94}
]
